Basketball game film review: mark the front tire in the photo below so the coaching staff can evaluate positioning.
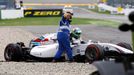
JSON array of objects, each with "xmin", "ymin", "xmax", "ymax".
[
  {"xmin": 4, "ymin": 43, "xmax": 23, "ymax": 61},
  {"xmin": 85, "ymin": 44, "xmax": 104, "ymax": 63}
]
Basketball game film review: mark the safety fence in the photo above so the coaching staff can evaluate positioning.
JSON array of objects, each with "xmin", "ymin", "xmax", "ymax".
[
  {"xmin": 0, "ymin": 9, "xmax": 63, "ymax": 19},
  {"xmin": 98, "ymin": 3, "xmax": 134, "ymax": 15},
  {"xmin": 0, "ymin": 0, "xmax": 16, "ymax": 9},
  {"xmin": 24, "ymin": 9, "xmax": 62, "ymax": 17}
]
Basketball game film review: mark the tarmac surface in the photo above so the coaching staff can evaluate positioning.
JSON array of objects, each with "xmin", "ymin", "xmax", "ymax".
[{"xmin": 20, "ymin": 0, "xmax": 129, "ymax": 23}]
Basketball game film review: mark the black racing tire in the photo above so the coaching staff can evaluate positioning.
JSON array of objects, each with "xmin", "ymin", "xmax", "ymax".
[
  {"xmin": 85, "ymin": 44, "xmax": 104, "ymax": 63},
  {"xmin": 90, "ymin": 71, "xmax": 100, "ymax": 75},
  {"xmin": 4, "ymin": 43, "xmax": 23, "ymax": 61},
  {"xmin": 74, "ymin": 55, "xmax": 85, "ymax": 62},
  {"xmin": 16, "ymin": 42, "xmax": 25, "ymax": 47},
  {"xmin": 117, "ymin": 42, "xmax": 133, "ymax": 51}
]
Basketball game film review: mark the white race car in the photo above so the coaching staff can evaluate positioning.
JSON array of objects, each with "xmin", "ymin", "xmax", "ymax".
[{"xmin": 4, "ymin": 33, "xmax": 133, "ymax": 63}]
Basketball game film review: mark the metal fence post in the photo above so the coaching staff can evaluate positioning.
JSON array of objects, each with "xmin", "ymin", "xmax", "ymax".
[
  {"xmin": 132, "ymin": 32, "xmax": 134, "ymax": 50},
  {"xmin": 0, "ymin": 10, "xmax": 1, "ymax": 19}
]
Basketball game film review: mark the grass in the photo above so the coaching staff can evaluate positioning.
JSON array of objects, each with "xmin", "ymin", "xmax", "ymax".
[
  {"xmin": 0, "ymin": 17, "xmax": 61, "ymax": 26},
  {"xmin": 72, "ymin": 18, "xmax": 120, "ymax": 27},
  {"xmin": 0, "ymin": 17, "xmax": 120, "ymax": 27}
]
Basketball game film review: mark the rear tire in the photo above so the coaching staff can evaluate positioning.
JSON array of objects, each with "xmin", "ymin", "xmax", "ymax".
[
  {"xmin": 90, "ymin": 71, "xmax": 100, "ymax": 75},
  {"xmin": 117, "ymin": 42, "xmax": 133, "ymax": 51},
  {"xmin": 85, "ymin": 44, "xmax": 104, "ymax": 63},
  {"xmin": 4, "ymin": 43, "xmax": 23, "ymax": 61}
]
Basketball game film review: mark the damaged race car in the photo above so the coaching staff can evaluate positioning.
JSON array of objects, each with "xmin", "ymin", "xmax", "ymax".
[{"xmin": 4, "ymin": 33, "xmax": 133, "ymax": 63}]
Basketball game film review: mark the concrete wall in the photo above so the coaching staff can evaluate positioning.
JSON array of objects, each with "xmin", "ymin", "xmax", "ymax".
[
  {"xmin": 98, "ymin": 3, "xmax": 134, "ymax": 15},
  {"xmin": 1, "ymin": 9, "xmax": 24, "ymax": 19},
  {"xmin": 123, "ymin": 9, "xmax": 134, "ymax": 16}
]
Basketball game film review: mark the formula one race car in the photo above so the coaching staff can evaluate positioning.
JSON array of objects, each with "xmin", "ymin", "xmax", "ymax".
[{"xmin": 4, "ymin": 33, "xmax": 133, "ymax": 63}]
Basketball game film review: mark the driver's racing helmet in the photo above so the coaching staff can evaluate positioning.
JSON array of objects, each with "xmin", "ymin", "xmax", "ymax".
[
  {"xmin": 39, "ymin": 36, "xmax": 44, "ymax": 40},
  {"xmin": 71, "ymin": 27, "xmax": 82, "ymax": 39}
]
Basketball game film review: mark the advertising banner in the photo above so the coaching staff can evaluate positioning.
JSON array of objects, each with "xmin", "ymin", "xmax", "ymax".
[{"xmin": 24, "ymin": 9, "xmax": 62, "ymax": 17}]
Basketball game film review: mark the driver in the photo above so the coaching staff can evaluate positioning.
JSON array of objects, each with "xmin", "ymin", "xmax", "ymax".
[{"xmin": 70, "ymin": 27, "xmax": 82, "ymax": 44}]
